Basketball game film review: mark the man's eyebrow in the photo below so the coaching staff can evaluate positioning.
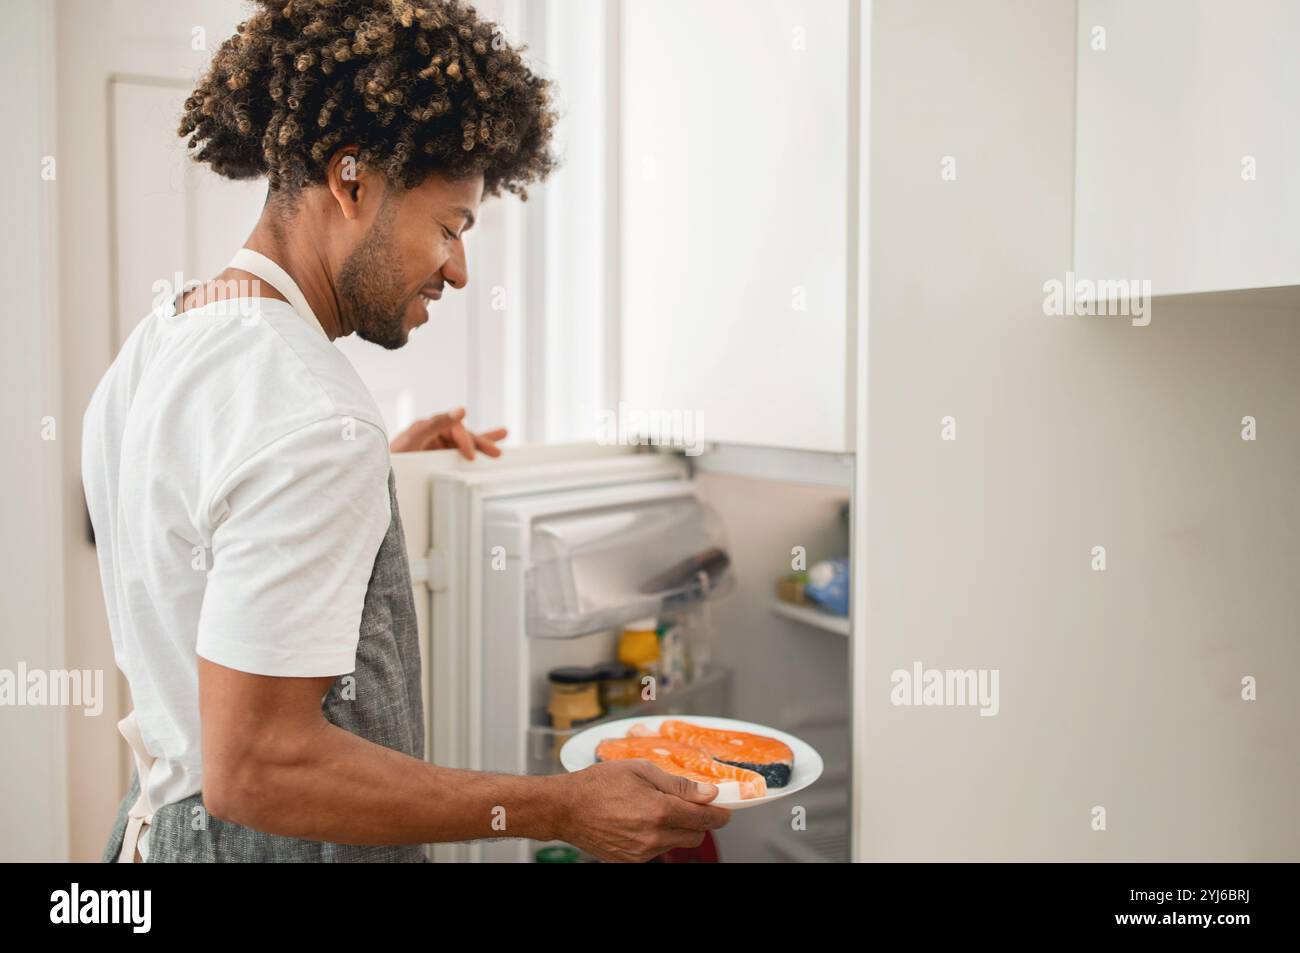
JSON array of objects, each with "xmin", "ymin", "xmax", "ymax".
[{"xmin": 452, "ymin": 206, "xmax": 476, "ymax": 231}]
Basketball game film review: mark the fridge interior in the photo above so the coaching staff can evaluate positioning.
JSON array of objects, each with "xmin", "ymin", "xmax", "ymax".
[
  {"xmin": 690, "ymin": 468, "xmax": 853, "ymax": 863},
  {"xmin": 464, "ymin": 448, "xmax": 853, "ymax": 863},
  {"xmin": 393, "ymin": 443, "xmax": 854, "ymax": 862}
]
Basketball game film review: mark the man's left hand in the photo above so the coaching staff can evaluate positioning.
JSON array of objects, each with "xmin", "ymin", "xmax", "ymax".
[{"xmin": 389, "ymin": 407, "xmax": 507, "ymax": 460}]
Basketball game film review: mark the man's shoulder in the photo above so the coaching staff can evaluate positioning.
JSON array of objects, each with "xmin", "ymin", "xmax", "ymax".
[
  {"xmin": 145, "ymin": 298, "xmax": 387, "ymax": 438},
  {"xmin": 225, "ymin": 299, "xmax": 388, "ymax": 437},
  {"xmin": 91, "ymin": 300, "xmax": 391, "ymax": 484}
]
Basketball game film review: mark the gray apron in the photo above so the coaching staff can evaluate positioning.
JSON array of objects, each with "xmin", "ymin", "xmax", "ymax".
[{"xmin": 101, "ymin": 251, "xmax": 426, "ymax": 862}]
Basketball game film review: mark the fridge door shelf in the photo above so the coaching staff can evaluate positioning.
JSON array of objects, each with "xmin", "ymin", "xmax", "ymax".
[
  {"xmin": 521, "ymin": 492, "xmax": 734, "ymax": 639},
  {"xmin": 526, "ymin": 663, "xmax": 733, "ymax": 775}
]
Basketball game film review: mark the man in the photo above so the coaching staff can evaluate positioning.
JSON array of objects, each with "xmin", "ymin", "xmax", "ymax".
[{"xmin": 85, "ymin": 0, "xmax": 728, "ymax": 863}]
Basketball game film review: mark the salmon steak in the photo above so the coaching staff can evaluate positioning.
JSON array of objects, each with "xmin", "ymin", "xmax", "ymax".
[
  {"xmin": 658, "ymin": 719, "xmax": 794, "ymax": 788},
  {"xmin": 595, "ymin": 735, "xmax": 768, "ymax": 800}
]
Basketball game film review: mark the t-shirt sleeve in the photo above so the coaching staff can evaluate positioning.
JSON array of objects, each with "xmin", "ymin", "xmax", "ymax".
[{"xmin": 196, "ymin": 416, "xmax": 392, "ymax": 677}]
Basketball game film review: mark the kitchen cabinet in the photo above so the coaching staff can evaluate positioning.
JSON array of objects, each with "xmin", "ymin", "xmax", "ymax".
[
  {"xmin": 1074, "ymin": 0, "xmax": 1300, "ymax": 295},
  {"xmin": 620, "ymin": 0, "xmax": 857, "ymax": 453}
]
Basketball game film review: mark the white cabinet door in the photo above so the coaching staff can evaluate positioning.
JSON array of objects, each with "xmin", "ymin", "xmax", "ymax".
[
  {"xmin": 620, "ymin": 0, "xmax": 855, "ymax": 452},
  {"xmin": 1075, "ymin": 0, "xmax": 1300, "ymax": 295}
]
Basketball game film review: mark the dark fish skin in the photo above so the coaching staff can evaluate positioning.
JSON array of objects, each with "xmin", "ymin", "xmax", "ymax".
[{"xmin": 717, "ymin": 758, "xmax": 791, "ymax": 788}]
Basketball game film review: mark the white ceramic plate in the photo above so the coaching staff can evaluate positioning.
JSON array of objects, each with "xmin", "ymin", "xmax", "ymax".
[{"xmin": 558, "ymin": 714, "xmax": 824, "ymax": 810}]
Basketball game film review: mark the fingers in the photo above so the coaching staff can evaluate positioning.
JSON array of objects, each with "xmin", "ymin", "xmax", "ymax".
[
  {"xmin": 395, "ymin": 409, "xmax": 507, "ymax": 460},
  {"xmin": 414, "ymin": 421, "xmax": 449, "ymax": 452},
  {"xmin": 661, "ymin": 828, "xmax": 711, "ymax": 851},
  {"xmin": 421, "ymin": 409, "xmax": 465, "ymax": 453},
  {"xmin": 450, "ymin": 422, "xmax": 476, "ymax": 460},
  {"xmin": 632, "ymin": 763, "xmax": 731, "ymax": 833},
  {"xmin": 661, "ymin": 796, "xmax": 732, "ymax": 832},
  {"xmin": 450, "ymin": 418, "xmax": 507, "ymax": 461},
  {"xmin": 597, "ymin": 822, "xmax": 712, "ymax": 863},
  {"xmin": 420, "ymin": 409, "xmax": 463, "ymax": 437},
  {"xmin": 640, "ymin": 762, "xmax": 719, "ymax": 802},
  {"xmin": 472, "ymin": 427, "xmax": 507, "ymax": 458}
]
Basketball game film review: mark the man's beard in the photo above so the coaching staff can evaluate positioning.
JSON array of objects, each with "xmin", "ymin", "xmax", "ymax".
[{"xmin": 338, "ymin": 199, "xmax": 413, "ymax": 350}]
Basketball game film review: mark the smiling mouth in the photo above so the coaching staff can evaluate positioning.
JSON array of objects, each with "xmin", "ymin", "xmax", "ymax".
[{"xmin": 418, "ymin": 291, "xmax": 441, "ymax": 305}]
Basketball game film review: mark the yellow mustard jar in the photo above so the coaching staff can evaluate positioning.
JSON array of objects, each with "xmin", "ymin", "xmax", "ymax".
[{"xmin": 617, "ymin": 617, "xmax": 660, "ymax": 690}]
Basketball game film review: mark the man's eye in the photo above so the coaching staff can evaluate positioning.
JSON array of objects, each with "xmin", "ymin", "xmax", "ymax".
[{"xmin": 442, "ymin": 226, "xmax": 458, "ymax": 242}]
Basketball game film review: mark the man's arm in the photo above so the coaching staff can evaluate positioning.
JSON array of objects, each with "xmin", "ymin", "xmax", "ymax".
[{"xmin": 199, "ymin": 659, "xmax": 731, "ymax": 860}]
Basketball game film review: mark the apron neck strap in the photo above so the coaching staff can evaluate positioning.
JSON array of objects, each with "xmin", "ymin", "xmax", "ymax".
[{"xmin": 227, "ymin": 248, "xmax": 329, "ymax": 341}]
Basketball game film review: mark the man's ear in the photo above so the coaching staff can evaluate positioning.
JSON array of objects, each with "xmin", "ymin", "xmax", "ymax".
[{"xmin": 325, "ymin": 145, "xmax": 368, "ymax": 221}]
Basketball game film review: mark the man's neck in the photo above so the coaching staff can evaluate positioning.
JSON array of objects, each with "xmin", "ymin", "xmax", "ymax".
[{"xmin": 240, "ymin": 212, "xmax": 349, "ymax": 340}]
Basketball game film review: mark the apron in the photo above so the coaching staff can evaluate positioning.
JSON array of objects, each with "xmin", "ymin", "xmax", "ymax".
[{"xmin": 102, "ymin": 249, "xmax": 426, "ymax": 862}]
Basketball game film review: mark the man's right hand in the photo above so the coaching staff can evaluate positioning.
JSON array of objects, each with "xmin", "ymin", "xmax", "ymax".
[{"xmin": 549, "ymin": 760, "xmax": 732, "ymax": 863}]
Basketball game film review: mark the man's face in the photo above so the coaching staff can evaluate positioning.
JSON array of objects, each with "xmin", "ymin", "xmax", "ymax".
[{"xmin": 338, "ymin": 173, "xmax": 484, "ymax": 350}]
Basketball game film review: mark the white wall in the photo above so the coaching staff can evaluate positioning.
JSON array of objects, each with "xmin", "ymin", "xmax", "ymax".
[
  {"xmin": 0, "ymin": 0, "xmax": 68, "ymax": 862},
  {"xmin": 863, "ymin": 0, "xmax": 1300, "ymax": 860}
]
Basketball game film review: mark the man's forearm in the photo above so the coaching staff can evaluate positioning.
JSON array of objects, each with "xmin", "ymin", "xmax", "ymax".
[{"xmin": 208, "ymin": 716, "xmax": 566, "ymax": 846}]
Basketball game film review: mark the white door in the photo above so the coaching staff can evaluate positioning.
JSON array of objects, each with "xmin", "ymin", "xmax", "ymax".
[
  {"xmin": 54, "ymin": 0, "xmax": 262, "ymax": 861},
  {"xmin": 619, "ymin": 0, "xmax": 858, "ymax": 453}
]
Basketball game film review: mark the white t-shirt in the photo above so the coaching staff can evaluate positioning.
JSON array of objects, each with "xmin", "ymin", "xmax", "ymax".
[{"xmin": 82, "ymin": 294, "xmax": 393, "ymax": 831}]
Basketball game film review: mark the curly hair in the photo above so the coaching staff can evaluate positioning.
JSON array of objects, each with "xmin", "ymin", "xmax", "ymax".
[{"xmin": 179, "ymin": 0, "xmax": 556, "ymax": 198}]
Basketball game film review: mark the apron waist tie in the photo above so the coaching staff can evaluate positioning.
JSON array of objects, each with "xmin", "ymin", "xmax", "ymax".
[{"xmin": 116, "ymin": 709, "xmax": 156, "ymax": 863}]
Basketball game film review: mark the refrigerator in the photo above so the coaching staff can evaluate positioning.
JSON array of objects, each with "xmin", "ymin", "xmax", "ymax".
[{"xmin": 392, "ymin": 442, "xmax": 855, "ymax": 863}]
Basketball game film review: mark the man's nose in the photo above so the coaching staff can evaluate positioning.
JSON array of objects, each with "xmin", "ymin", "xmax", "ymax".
[{"xmin": 442, "ymin": 244, "xmax": 468, "ymax": 290}]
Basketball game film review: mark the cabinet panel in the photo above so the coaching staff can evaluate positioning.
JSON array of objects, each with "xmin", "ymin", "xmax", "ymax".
[
  {"xmin": 1075, "ymin": 0, "xmax": 1300, "ymax": 295},
  {"xmin": 621, "ymin": 0, "xmax": 853, "ymax": 451}
]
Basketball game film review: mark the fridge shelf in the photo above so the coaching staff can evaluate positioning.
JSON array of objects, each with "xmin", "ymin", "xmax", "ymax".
[
  {"xmin": 526, "ymin": 664, "xmax": 733, "ymax": 775},
  {"xmin": 765, "ymin": 816, "xmax": 851, "ymax": 863},
  {"xmin": 771, "ymin": 600, "xmax": 850, "ymax": 636}
]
